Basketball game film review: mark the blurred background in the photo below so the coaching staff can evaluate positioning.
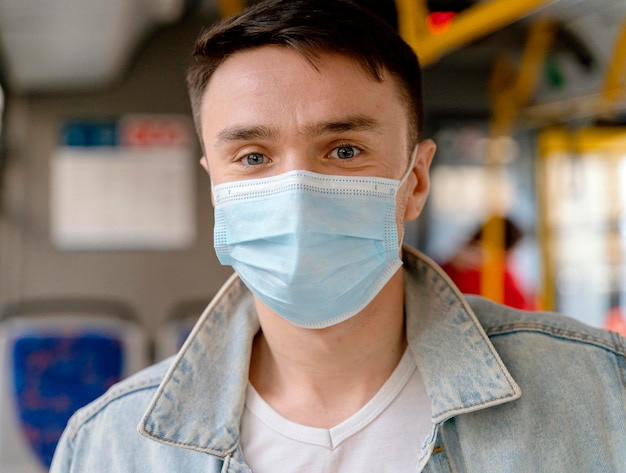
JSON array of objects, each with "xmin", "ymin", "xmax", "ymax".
[{"xmin": 0, "ymin": 0, "xmax": 625, "ymax": 471}]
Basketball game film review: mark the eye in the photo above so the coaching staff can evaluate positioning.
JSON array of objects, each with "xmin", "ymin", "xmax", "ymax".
[
  {"xmin": 241, "ymin": 152, "xmax": 268, "ymax": 166},
  {"xmin": 329, "ymin": 145, "xmax": 361, "ymax": 160}
]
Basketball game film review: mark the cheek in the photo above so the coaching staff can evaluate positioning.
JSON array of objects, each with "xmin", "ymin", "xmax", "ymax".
[
  {"xmin": 394, "ymin": 186, "xmax": 411, "ymax": 240},
  {"xmin": 395, "ymin": 211, "xmax": 406, "ymax": 245}
]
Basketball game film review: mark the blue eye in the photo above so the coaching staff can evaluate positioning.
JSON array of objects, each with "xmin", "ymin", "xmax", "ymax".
[
  {"xmin": 331, "ymin": 146, "xmax": 361, "ymax": 160},
  {"xmin": 243, "ymin": 153, "xmax": 266, "ymax": 166}
]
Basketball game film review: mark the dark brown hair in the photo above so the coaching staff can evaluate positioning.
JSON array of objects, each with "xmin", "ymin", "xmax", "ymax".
[{"xmin": 186, "ymin": 0, "xmax": 423, "ymax": 148}]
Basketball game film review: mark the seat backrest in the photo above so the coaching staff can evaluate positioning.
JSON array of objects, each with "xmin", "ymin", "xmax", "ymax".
[
  {"xmin": 0, "ymin": 299, "xmax": 149, "ymax": 472},
  {"xmin": 155, "ymin": 298, "xmax": 209, "ymax": 361}
]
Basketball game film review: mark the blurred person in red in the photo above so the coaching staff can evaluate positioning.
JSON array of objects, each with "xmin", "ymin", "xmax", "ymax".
[{"xmin": 441, "ymin": 216, "xmax": 537, "ymax": 310}]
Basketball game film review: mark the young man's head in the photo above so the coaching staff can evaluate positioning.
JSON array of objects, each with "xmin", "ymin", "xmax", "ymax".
[
  {"xmin": 187, "ymin": 0, "xmax": 435, "ymax": 328},
  {"xmin": 186, "ymin": 0, "xmax": 423, "ymax": 152}
]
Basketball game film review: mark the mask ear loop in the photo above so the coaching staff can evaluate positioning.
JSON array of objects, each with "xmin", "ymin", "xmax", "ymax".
[
  {"xmin": 390, "ymin": 144, "xmax": 419, "ymax": 254},
  {"xmin": 397, "ymin": 144, "xmax": 419, "ymax": 190},
  {"xmin": 209, "ymin": 177, "xmax": 217, "ymax": 206}
]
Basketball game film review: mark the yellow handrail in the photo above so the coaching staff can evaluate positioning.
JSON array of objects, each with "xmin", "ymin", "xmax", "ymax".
[
  {"xmin": 490, "ymin": 18, "xmax": 557, "ymax": 137},
  {"xmin": 396, "ymin": 0, "xmax": 557, "ymax": 66},
  {"xmin": 519, "ymin": 12, "xmax": 626, "ymax": 127},
  {"xmin": 218, "ymin": 0, "xmax": 246, "ymax": 18},
  {"xmin": 603, "ymin": 16, "xmax": 626, "ymax": 103}
]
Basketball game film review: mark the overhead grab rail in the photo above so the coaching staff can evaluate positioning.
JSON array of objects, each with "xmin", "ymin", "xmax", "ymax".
[
  {"xmin": 217, "ymin": 0, "xmax": 557, "ymax": 68},
  {"xmin": 396, "ymin": 0, "xmax": 557, "ymax": 67}
]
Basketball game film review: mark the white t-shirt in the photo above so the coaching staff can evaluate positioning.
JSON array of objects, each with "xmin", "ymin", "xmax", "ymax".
[{"xmin": 240, "ymin": 349, "xmax": 432, "ymax": 472}]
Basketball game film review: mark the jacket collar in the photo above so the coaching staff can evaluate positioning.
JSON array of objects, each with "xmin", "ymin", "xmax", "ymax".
[
  {"xmin": 139, "ymin": 274, "xmax": 257, "ymax": 462},
  {"xmin": 139, "ymin": 246, "xmax": 520, "ymax": 456},
  {"xmin": 403, "ymin": 246, "xmax": 521, "ymax": 423}
]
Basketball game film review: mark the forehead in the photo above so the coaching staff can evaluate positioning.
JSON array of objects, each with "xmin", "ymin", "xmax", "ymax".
[{"xmin": 200, "ymin": 46, "xmax": 409, "ymax": 133}]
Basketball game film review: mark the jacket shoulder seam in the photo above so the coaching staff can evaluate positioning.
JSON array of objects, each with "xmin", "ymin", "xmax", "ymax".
[
  {"xmin": 485, "ymin": 322, "xmax": 626, "ymax": 356},
  {"xmin": 65, "ymin": 375, "xmax": 163, "ymax": 442}
]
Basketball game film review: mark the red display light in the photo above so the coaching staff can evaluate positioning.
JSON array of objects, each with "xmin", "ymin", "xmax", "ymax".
[{"xmin": 426, "ymin": 11, "xmax": 457, "ymax": 35}]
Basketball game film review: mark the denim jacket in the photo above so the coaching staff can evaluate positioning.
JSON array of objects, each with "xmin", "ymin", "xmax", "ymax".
[{"xmin": 50, "ymin": 247, "xmax": 626, "ymax": 472}]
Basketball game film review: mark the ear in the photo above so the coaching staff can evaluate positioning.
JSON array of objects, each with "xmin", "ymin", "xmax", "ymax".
[
  {"xmin": 404, "ymin": 139, "xmax": 436, "ymax": 221},
  {"xmin": 200, "ymin": 156, "xmax": 210, "ymax": 174},
  {"xmin": 199, "ymin": 156, "xmax": 216, "ymax": 207}
]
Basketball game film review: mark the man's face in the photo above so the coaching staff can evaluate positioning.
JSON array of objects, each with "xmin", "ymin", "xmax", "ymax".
[{"xmin": 200, "ymin": 46, "xmax": 432, "ymax": 225}]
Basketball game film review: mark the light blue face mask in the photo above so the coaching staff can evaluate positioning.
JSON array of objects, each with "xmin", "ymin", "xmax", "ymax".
[{"xmin": 212, "ymin": 147, "xmax": 417, "ymax": 329}]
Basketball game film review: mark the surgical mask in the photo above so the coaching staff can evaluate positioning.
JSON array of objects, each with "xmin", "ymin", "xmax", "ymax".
[{"xmin": 212, "ymin": 147, "xmax": 417, "ymax": 328}]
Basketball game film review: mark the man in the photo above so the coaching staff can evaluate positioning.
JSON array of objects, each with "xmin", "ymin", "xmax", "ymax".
[{"xmin": 51, "ymin": 0, "xmax": 626, "ymax": 471}]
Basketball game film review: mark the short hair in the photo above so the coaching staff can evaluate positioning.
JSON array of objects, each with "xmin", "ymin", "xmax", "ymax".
[
  {"xmin": 186, "ymin": 0, "xmax": 423, "ymax": 149},
  {"xmin": 471, "ymin": 216, "xmax": 524, "ymax": 251}
]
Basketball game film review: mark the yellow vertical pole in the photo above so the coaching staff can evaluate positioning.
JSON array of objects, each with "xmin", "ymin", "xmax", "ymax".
[
  {"xmin": 480, "ymin": 213, "xmax": 506, "ymax": 303},
  {"xmin": 482, "ymin": 18, "xmax": 556, "ymax": 304},
  {"xmin": 536, "ymin": 128, "xmax": 571, "ymax": 311}
]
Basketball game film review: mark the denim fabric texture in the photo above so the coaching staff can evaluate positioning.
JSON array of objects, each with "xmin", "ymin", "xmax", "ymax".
[{"xmin": 50, "ymin": 246, "xmax": 626, "ymax": 472}]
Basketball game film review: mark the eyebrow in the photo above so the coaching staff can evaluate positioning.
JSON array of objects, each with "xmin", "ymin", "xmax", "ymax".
[
  {"xmin": 216, "ymin": 125, "xmax": 277, "ymax": 144},
  {"xmin": 304, "ymin": 115, "xmax": 381, "ymax": 136},
  {"xmin": 215, "ymin": 114, "xmax": 381, "ymax": 145}
]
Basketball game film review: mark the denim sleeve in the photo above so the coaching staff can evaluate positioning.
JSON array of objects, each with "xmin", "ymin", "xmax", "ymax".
[
  {"xmin": 49, "ymin": 419, "xmax": 76, "ymax": 473},
  {"xmin": 48, "ymin": 363, "xmax": 168, "ymax": 473}
]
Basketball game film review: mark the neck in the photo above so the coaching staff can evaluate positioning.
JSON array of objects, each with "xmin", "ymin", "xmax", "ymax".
[{"xmin": 248, "ymin": 269, "xmax": 406, "ymax": 428}]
